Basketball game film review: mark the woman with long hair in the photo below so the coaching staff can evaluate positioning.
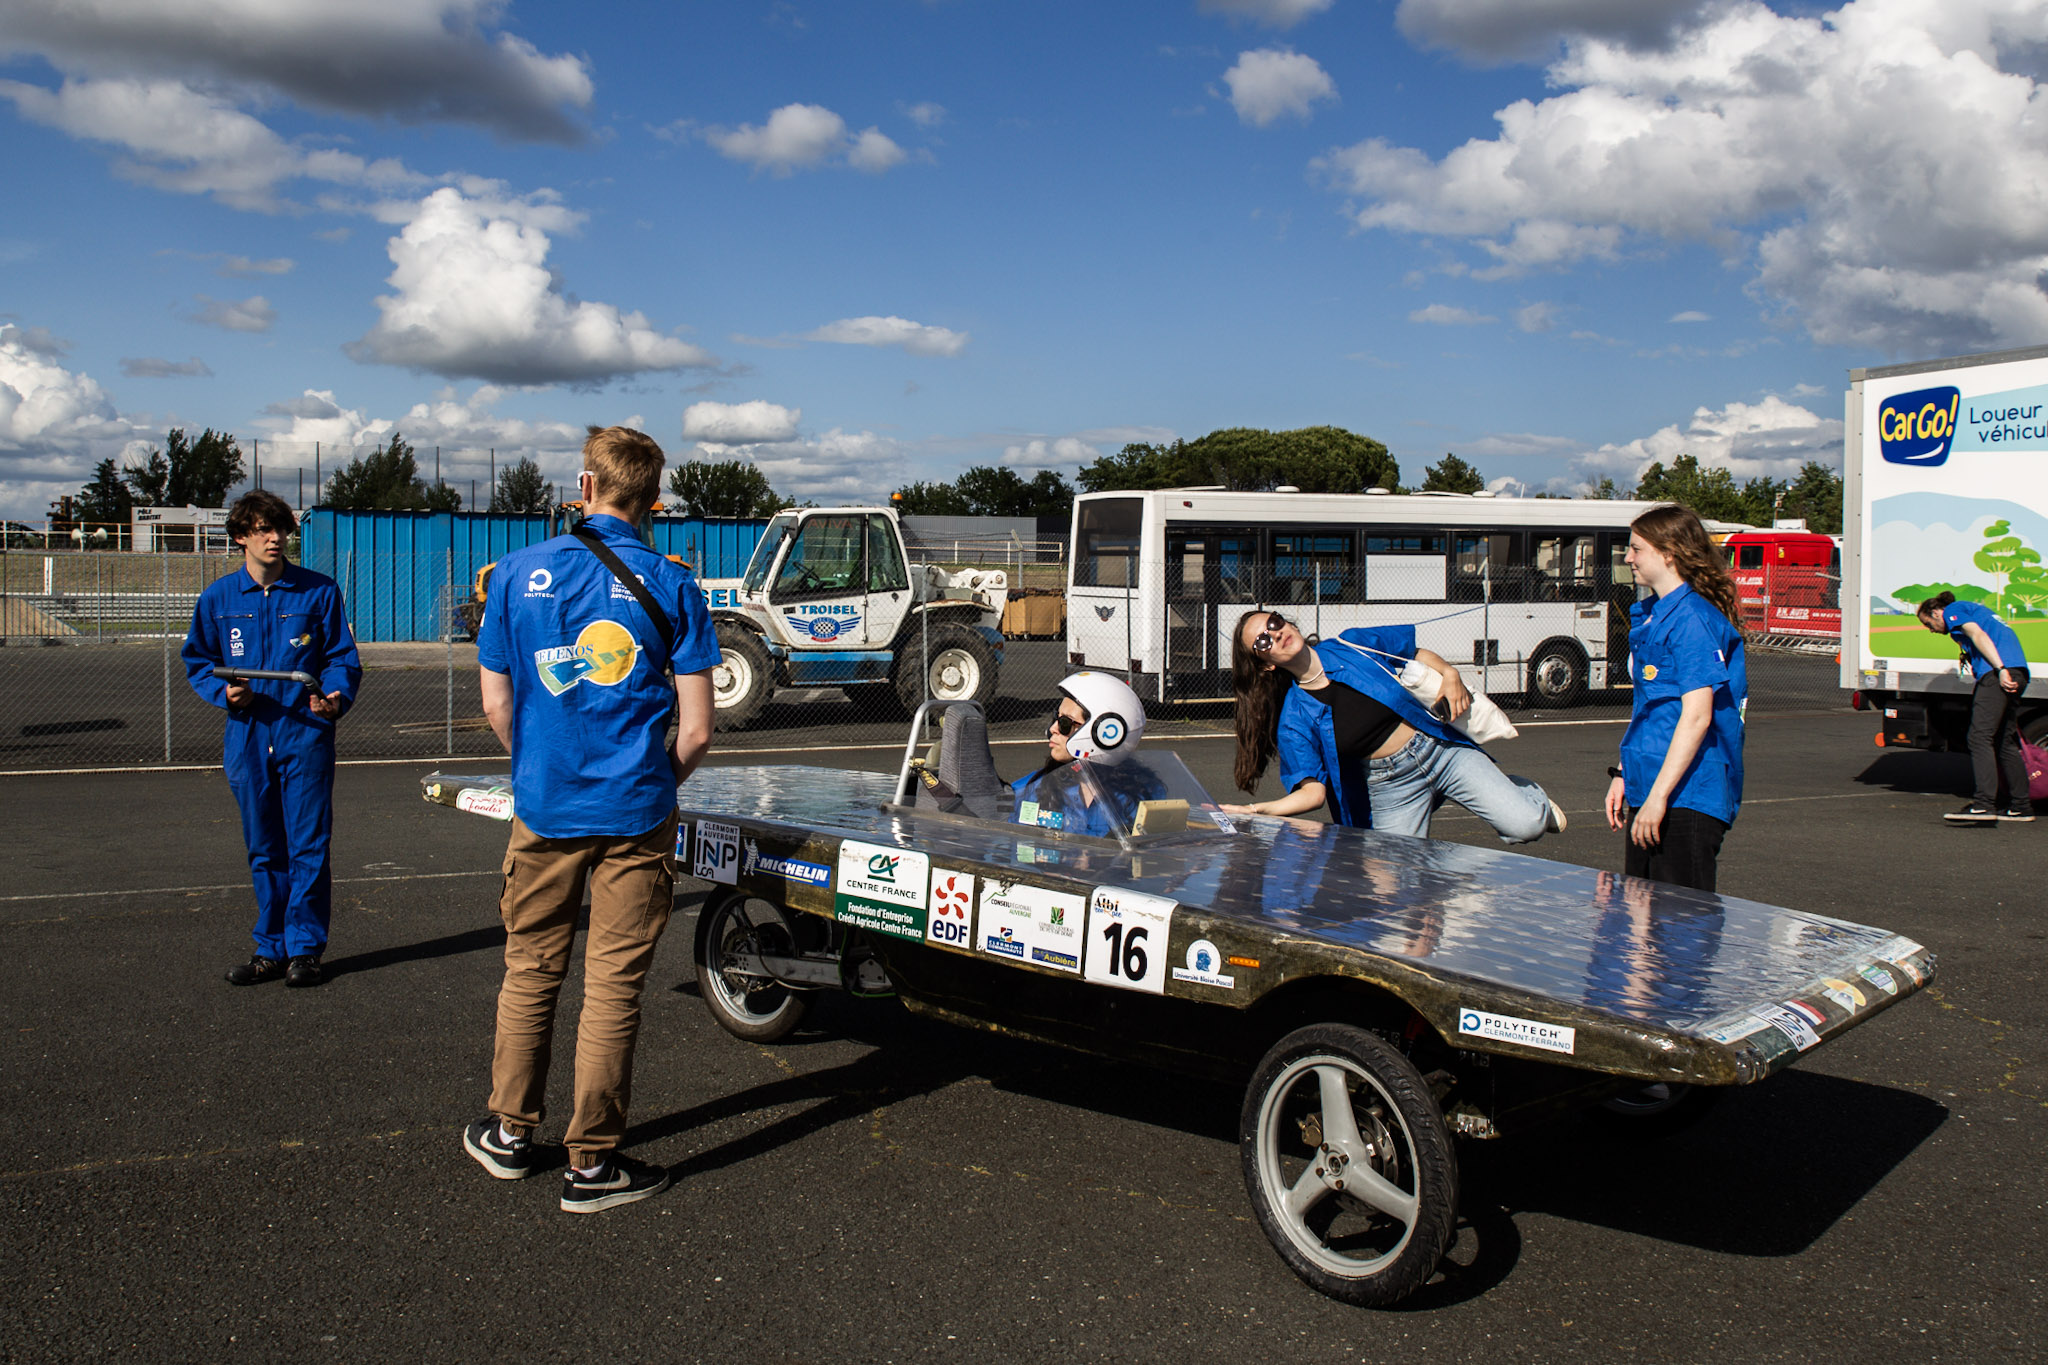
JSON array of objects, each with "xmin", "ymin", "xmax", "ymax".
[
  {"xmin": 1221, "ymin": 610, "xmax": 1563, "ymax": 841},
  {"xmin": 1914, "ymin": 589, "xmax": 2032, "ymax": 824},
  {"xmin": 1602, "ymin": 503, "xmax": 1749, "ymax": 890}
]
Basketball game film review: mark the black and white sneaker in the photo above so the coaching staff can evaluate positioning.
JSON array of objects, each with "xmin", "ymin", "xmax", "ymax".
[
  {"xmin": 560, "ymin": 1152, "xmax": 669, "ymax": 1213},
  {"xmin": 1944, "ymin": 803, "xmax": 1999, "ymax": 824},
  {"xmin": 463, "ymin": 1117, "xmax": 535, "ymax": 1180},
  {"xmin": 1997, "ymin": 807, "xmax": 2037, "ymax": 823}
]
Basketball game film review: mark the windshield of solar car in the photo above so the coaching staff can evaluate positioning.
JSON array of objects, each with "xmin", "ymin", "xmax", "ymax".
[{"xmin": 1009, "ymin": 750, "xmax": 1233, "ymax": 840}]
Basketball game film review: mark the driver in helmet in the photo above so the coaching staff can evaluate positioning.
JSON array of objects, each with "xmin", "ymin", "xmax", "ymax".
[{"xmin": 1012, "ymin": 672, "xmax": 1155, "ymax": 838}]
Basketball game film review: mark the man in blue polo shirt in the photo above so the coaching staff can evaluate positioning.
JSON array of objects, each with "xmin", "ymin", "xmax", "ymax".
[
  {"xmin": 182, "ymin": 488, "xmax": 361, "ymax": 989},
  {"xmin": 463, "ymin": 426, "xmax": 718, "ymax": 1213}
]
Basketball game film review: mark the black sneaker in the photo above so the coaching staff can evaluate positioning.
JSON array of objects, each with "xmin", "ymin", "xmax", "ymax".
[
  {"xmin": 560, "ymin": 1152, "xmax": 669, "ymax": 1213},
  {"xmin": 463, "ymin": 1117, "xmax": 535, "ymax": 1180},
  {"xmin": 284, "ymin": 955, "xmax": 325, "ymax": 988},
  {"xmin": 1998, "ymin": 807, "xmax": 2037, "ymax": 823},
  {"xmin": 1944, "ymin": 803, "xmax": 1998, "ymax": 824},
  {"xmin": 225, "ymin": 955, "xmax": 285, "ymax": 985}
]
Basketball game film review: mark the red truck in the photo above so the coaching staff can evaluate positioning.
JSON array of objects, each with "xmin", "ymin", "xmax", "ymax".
[{"xmin": 1720, "ymin": 529, "xmax": 1841, "ymax": 639}]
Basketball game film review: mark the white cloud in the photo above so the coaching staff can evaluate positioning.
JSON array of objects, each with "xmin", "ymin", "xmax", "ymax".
[
  {"xmin": 120, "ymin": 356, "xmax": 212, "ymax": 378},
  {"xmin": 190, "ymin": 294, "xmax": 275, "ymax": 332},
  {"xmin": 1223, "ymin": 48, "xmax": 1337, "ymax": 127},
  {"xmin": 695, "ymin": 428, "xmax": 910, "ymax": 504},
  {"xmin": 681, "ymin": 400, "xmax": 802, "ymax": 444},
  {"xmin": 1395, "ymin": 0, "xmax": 1716, "ymax": 63},
  {"xmin": 1670, "ymin": 309, "xmax": 1711, "ymax": 323},
  {"xmin": 1200, "ymin": 0, "xmax": 1336, "ymax": 29},
  {"xmin": 255, "ymin": 386, "xmax": 592, "ymax": 491},
  {"xmin": 806, "ymin": 315, "xmax": 969, "ymax": 357},
  {"xmin": 699, "ymin": 103, "xmax": 909, "ymax": 176},
  {"xmin": 1001, "ymin": 436, "xmax": 1101, "ymax": 469},
  {"xmin": 1572, "ymin": 394, "xmax": 1842, "ymax": 486},
  {"xmin": 1515, "ymin": 301, "xmax": 1559, "ymax": 332},
  {"xmin": 1410, "ymin": 303, "xmax": 1497, "ymax": 325},
  {"xmin": 0, "ymin": 76, "xmax": 427, "ymax": 211},
  {"xmin": 901, "ymin": 101, "xmax": 947, "ymax": 128},
  {"xmin": 0, "ymin": 0, "xmax": 592, "ymax": 143},
  {"xmin": 1320, "ymin": 0, "xmax": 2048, "ymax": 354},
  {"xmin": 0, "ymin": 323, "xmax": 152, "ymax": 520},
  {"xmin": 347, "ymin": 187, "xmax": 718, "ymax": 386}
]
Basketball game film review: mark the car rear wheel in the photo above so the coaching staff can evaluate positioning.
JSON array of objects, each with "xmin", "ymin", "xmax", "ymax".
[{"xmin": 693, "ymin": 890, "xmax": 809, "ymax": 1042}]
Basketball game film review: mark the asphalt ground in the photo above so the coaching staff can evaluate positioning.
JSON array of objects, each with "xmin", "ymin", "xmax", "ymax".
[{"xmin": 3, "ymin": 712, "xmax": 2042, "ymax": 1364}]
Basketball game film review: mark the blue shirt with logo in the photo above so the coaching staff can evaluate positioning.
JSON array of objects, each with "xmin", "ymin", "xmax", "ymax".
[
  {"xmin": 477, "ymin": 515, "xmax": 720, "ymax": 839},
  {"xmin": 1620, "ymin": 583, "xmax": 1747, "ymax": 826},
  {"xmin": 1941, "ymin": 601, "xmax": 2027, "ymax": 679}
]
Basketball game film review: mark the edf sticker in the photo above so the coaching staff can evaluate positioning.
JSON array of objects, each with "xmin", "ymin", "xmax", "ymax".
[
  {"xmin": 693, "ymin": 819, "xmax": 741, "ymax": 884},
  {"xmin": 927, "ymin": 869, "xmax": 976, "ymax": 950},
  {"xmin": 1878, "ymin": 386, "xmax": 1960, "ymax": 466}
]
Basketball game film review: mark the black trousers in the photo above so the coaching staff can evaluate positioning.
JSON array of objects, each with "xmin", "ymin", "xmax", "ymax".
[
  {"xmin": 1968, "ymin": 668, "xmax": 2031, "ymax": 810},
  {"xmin": 1623, "ymin": 805, "xmax": 1729, "ymax": 892}
]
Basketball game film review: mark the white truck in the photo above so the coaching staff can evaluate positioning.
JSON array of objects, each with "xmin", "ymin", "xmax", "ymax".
[
  {"xmin": 1843, "ymin": 344, "xmax": 2048, "ymax": 750},
  {"xmin": 699, "ymin": 506, "xmax": 1009, "ymax": 729}
]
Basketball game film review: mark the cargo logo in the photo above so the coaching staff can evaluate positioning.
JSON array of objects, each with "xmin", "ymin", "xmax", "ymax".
[
  {"xmin": 1878, "ymin": 386, "xmax": 1961, "ymax": 466},
  {"xmin": 534, "ymin": 620, "xmax": 639, "ymax": 696}
]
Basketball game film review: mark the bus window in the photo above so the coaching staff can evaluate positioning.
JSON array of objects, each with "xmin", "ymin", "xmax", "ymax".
[
  {"xmin": 1532, "ymin": 534, "xmax": 1597, "ymax": 601},
  {"xmin": 1166, "ymin": 533, "xmax": 1207, "ymax": 600},
  {"xmin": 1364, "ymin": 530, "xmax": 1448, "ymax": 602},
  {"xmin": 1076, "ymin": 498, "xmax": 1142, "ymax": 588},
  {"xmin": 1451, "ymin": 533, "xmax": 1524, "ymax": 601},
  {"xmin": 1609, "ymin": 538, "xmax": 1635, "ymax": 587},
  {"xmin": 1272, "ymin": 532, "xmax": 1356, "ymax": 604}
]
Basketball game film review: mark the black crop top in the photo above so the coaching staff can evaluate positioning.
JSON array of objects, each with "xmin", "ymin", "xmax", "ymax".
[{"xmin": 1300, "ymin": 678, "xmax": 1404, "ymax": 759}]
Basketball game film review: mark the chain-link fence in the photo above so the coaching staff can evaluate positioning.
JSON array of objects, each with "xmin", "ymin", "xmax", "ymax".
[{"xmin": 0, "ymin": 547, "xmax": 1852, "ymax": 774}]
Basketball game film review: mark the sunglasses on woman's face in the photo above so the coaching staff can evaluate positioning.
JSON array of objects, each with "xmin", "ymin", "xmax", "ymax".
[
  {"xmin": 1251, "ymin": 612, "xmax": 1289, "ymax": 654},
  {"xmin": 1050, "ymin": 711, "xmax": 1084, "ymax": 736}
]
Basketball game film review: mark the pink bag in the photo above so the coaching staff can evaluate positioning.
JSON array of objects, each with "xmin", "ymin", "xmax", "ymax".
[{"xmin": 2026, "ymin": 737, "xmax": 2048, "ymax": 805}]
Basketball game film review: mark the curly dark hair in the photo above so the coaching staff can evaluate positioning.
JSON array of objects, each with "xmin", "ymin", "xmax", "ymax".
[
  {"xmin": 227, "ymin": 488, "xmax": 297, "ymax": 543},
  {"xmin": 1228, "ymin": 608, "xmax": 1293, "ymax": 794}
]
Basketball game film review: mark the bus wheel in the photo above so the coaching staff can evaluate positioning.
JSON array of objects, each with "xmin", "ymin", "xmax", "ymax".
[
  {"xmin": 712, "ymin": 623, "xmax": 772, "ymax": 730},
  {"xmin": 1526, "ymin": 641, "xmax": 1587, "ymax": 708}
]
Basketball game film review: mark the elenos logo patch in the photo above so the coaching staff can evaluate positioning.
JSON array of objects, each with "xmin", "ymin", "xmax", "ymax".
[{"xmin": 1879, "ymin": 386, "xmax": 1961, "ymax": 466}]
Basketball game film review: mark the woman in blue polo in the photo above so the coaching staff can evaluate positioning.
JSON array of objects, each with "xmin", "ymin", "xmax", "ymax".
[
  {"xmin": 1916, "ymin": 590, "xmax": 2032, "ymax": 824},
  {"xmin": 1603, "ymin": 504, "xmax": 1748, "ymax": 891},
  {"xmin": 1220, "ymin": 610, "xmax": 1561, "ymax": 842}
]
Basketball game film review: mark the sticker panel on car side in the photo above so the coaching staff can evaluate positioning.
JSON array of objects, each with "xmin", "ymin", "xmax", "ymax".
[
  {"xmin": 833, "ymin": 840, "xmax": 929, "ymax": 942},
  {"xmin": 977, "ymin": 879, "xmax": 1085, "ymax": 972},
  {"xmin": 1085, "ymin": 887, "xmax": 1175, "ymax": 994}
]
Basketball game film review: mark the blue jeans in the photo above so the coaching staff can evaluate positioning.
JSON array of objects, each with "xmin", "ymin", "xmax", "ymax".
[{"xmin": 1366, "ymin": 731, "xmax": 1551, "ymax": 843}]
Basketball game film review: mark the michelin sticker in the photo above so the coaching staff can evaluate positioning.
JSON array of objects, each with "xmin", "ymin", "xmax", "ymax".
[
  {"xmin": 455, "ymin": 787, "xmax": 514, "ymax": 821},
  {"xmin": 1458, "ymin": 1008, "xmax": 1576, "ymax": 1056},
  {"xmin": 741, "ymin": 839, "xmax": 831, "ymax": 888},
  {"xmin": 1170, "ymin": 938, "xmax": 1235, "ymax": 990},
  {"xmin": 1757, "ymin": 1003, "xmax": 1822, "ymax": 1052},
  {"xmin": 693, "ymin": 820, "xmax": 741, "ymax": 885},
  {"xmin": 834, "ymin": 840, "xmax": 930, "ymax": 942},
  {"xmin": 926, "ymin": 869, "xmax": 977, "ymax": 951},
  {"xmin": 978, "ymin": 879, "xmax": 1084, "ymax": 972},
  {"xmin": 1084, "ymin": 887, "xmax": 1175, "ymax": 994}
]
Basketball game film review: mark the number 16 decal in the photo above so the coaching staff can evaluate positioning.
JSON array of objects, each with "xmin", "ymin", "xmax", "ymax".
[{"xmin": 1085, "ymin": 887, "xmax": 1175, "ymax": 994}]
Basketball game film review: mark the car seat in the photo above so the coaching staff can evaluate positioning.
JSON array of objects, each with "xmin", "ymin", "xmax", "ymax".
[{"xmin": 911, "ymin": 704, "xmax": 1010, "ymax": 821}]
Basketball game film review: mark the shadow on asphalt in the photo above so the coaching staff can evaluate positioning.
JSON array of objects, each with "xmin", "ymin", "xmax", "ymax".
[
  {"xmin": 321, "ymin": 922, "xmax": 509, "ymax": 978},
  {"xmin": 1855, "ymin": 751, "xmax": 1973, "ymax": 795}
]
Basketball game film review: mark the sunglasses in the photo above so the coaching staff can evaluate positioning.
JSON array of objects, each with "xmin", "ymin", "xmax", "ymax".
[
  {"xmin": 1050, "ymin": 711, "xmax": 1085, "ymax": 737},
  {"xmin": 1250, "ymin": 612, "xmax": 1289, "ymax": 654}
]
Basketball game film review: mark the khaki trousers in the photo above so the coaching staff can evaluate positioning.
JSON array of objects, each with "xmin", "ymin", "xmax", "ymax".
[{"xmin": 488, "ymin": 812, "xmax": 676, "ymax": 1165}]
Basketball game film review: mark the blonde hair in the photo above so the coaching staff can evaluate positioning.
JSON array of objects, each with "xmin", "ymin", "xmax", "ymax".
[{"xmin": 584, "ymin": 425, "xmax": 664, "ymax": 512}]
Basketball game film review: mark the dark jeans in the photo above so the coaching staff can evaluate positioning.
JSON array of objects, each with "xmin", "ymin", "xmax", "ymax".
[
  {"xmin": 1968, "ymin": 668, "xmax": 2031, "ymax": 810},
  {"xmin": 1623, "ymin": 805, "xmax": 1729, "ymax": 892}
]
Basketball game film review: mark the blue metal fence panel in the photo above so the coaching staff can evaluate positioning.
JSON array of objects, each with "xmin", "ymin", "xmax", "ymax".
[{"xmin": 302, "ymin": 509, "xmax": 764, "ymax": 642}]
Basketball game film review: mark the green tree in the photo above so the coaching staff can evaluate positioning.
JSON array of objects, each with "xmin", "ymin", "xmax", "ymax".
[
  {"xmin": 1974, "ymin": 519, "xmax": 2038, "ymax": 617},
  {"xmin": 490, "ymin": 457, "xmax": 556, "ymax": 514},
  {"xmin": 1779, "ymin": 461, "xmax": 1845, "ymax": 534},
  {"xmin": 1737, "ymin": 475, "xmax": 1785, "ymax": 528},
  {"xmin": 324, "ymin": 432, "xmax": 460, "ymax": 510},
  {"xmin": 1420, "ymin": 453, "xmax": 1485, "ymax": 494},
  {"xmin": 666, "ymin": 457, "xmax": 786, "ymax": 518},
  {"xmin": 2007, "ymin": 564, "xmax": 2048, "ymax": 617},
  {"xmin": 75, "ymin": 458, "xmax": 134, "ymax": 530},
  {"xmin": 124, "ymin": 428, "xmax": 246, "ymax": 507},
  {"xmin": 1630, "ymin": 453, "xmax": 1750, "ymax": 523},
  {"xmin": 892, "ymin": 480, "xmax": 973, "ymax": 515},
  {"xmin": 1590, "ymin": 477, "xmax": 1621, "ymax": 500},
  {"xmin": 892, "ymin": 466, "xmax": 1074, "ymax": 518},
  {"xmin": 1075, "ymin": 425, "xmax": 1398, "ymax": 494}
]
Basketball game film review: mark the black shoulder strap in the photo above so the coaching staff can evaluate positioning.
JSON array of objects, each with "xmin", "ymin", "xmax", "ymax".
[{"xmin": 572, "ymin": 526, "xmax": 676, "ymax": 664}]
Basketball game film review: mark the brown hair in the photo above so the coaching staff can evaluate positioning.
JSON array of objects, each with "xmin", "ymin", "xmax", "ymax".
[
  {"xmin": 1632, "ymin": 503, "xmax": 1742, "ymax": 632},
  {"xmin": 1917, "ymin": 590, "xmax": 1957, "ymax": 627},
  {"xmin": 227, "ymin": 488, "xmax": 297, "ymax": 542},
  {"xmin": 583, "ymin": 425, "xmax": 665, "ymax": 512},
  {"xmin": 1229, "ymin": 608, "xmax": 1293, "ymax": 793}
]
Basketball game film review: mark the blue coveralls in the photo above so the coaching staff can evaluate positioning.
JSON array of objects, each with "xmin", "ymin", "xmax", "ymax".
[{"xmin": 182, "ymin": 563, "xmax": 361, "ymax": 960}]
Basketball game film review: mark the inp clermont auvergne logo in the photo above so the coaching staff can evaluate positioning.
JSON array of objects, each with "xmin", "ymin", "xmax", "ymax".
[{"xmin": 533, "ymin": 620, "xmax": 640, "ymax": 696}]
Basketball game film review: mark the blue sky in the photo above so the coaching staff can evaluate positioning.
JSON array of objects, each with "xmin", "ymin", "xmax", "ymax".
[{"xmin": 5, "ymin": 0, "xmax": 2047, "ymax": 522}]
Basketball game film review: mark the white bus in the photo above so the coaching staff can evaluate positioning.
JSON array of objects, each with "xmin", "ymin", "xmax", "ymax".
[{"xmin": 1066, "ymin": 488, "xmax": 1738, "ymax": 706}]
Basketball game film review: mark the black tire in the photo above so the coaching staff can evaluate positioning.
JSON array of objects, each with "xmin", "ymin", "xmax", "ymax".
[
  {"xmin": 1240, "ymin": 1023, "xmax": 1459, "ymax": 1308},
  {"xmin": 2020, "ymin": 710, "xmax": 2048, "ymax": 747},
  {"xmin": 692, "ymin": 890, "xmax": 810, "ymax": 1043},
  {"xmin": 891, "ymin": 621, "xmax": 1000, "ymax": 715},
  {"xmin": 1593, "ymin": 1082, "xmax": 1723, "ymax": 1138},
  {"xmin": 1525, "ymin": 640, "xmax": 1588, "ymax": 708},
  {"xmin": 712, "ymin": 622, "xmax": 773, "ymax": 731}
]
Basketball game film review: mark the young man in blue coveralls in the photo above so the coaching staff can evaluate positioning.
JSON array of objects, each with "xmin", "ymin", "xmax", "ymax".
[
  {"xmin": 182, "ymin": 488, "xmax": 361, "ymax": 988},
  {"xmin": 463, "ymin": 426, "xmax": 718, "ymax": 1214}
]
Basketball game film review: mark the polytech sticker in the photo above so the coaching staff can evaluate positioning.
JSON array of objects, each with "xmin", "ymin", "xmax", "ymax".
[
  {"xmin": 1085, "ymin": 887, "xmax": 1175, "ymax": 994},
  {"xmin": 977, "ymin": 878, "xmax": 1085, "ymax": 973},
  {"xmin": 1457, "ymin": 1008, "xmax": 1576, "ymax": 1056},
  {"xmin": 833, "ymin": 839, "xmax": 930, "ymax": 943}
]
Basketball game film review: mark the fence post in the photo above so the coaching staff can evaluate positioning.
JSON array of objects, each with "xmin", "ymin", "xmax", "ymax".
[
  {"xmin": 445, "ymin": 546, "xmax": 454, "ymax": 756},
  {"xmin": 161, "ymin": 552, "xmax": 171, "ymax": 763}
]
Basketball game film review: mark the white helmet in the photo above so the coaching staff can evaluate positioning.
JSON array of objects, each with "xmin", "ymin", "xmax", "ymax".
[{"xmin": 1057, "ymin": 672, "xmax": 1145, "ymax": 765}]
